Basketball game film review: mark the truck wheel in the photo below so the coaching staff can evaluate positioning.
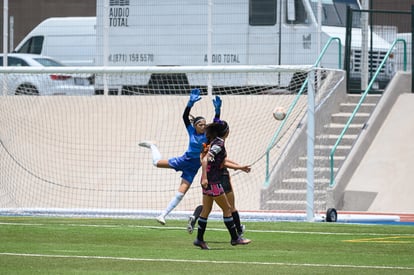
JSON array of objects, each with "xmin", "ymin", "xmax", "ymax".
[{"xmin": 16, "ymin": 84, "xmax": 39, "ymax": 95}]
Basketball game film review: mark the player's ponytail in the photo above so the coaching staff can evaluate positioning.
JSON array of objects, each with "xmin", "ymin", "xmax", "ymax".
[
  {"xmin": 217, "ymin": 120, "xmax": 229, "ymax": 138},
  {"xmin": 205, "ymin": 123, "xmax": 218, "ymax": 142},
  {"xmin": 205, "ymin": 120, "xmax": 229, "ymax": 142}
]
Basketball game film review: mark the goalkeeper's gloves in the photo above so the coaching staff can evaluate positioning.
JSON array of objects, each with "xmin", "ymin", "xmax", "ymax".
[
  {"xmin": 213, "ymin": 95, "xmax": 222, "ymax": 114},
  {"xmin": 187, "ymin": 88, "xmax": 202, "ymax": 108}
]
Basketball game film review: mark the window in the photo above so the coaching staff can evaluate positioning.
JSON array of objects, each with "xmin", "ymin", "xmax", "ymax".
[
  {"xmin": 309, "ymin": 0, "xmax": 360, "ymax": 27},
  {"xmin": 249, "ymin": 0, "xmax": 277, "ymax": 26},
  {"xmin": 34, "ymin": 58, "xmax": 63, "ymax": 67},
  {"xmin": 334, "ymin": 0, "xmax": 361, "ymax": 27},
  {"xmin": 0, "ymin": 57, "xmax": 29, "ymax": 66},
  {"xmin": 286, "ymin": 0, "xmax": 308, "ymax": 24},
  {"xmin": 8, "ymin": 57, "xmax": 29, "ymax": 66},
  {"xmin": 15, "ymin": 36, "xmax": 44, "ymax": 54}
]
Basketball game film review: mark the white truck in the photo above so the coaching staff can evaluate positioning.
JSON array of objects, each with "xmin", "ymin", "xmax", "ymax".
[
  {"xmin": 97, "ymin": 0, "xmax": 395, "ymax": 94},
  {"xmin": 15, "ymin": 0, "xmax": 395, "ymax": 94},
  {"xmin": 14, "ymin": 17, "xmax": 96, "ymax": 66}
]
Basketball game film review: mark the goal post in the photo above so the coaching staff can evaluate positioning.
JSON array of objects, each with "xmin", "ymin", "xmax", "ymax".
[{"xmin": 0, "ymin": 65, "xmax": 344, "ymax": 221}]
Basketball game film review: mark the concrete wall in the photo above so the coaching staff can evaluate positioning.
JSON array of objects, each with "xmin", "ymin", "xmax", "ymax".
[
  {"xmin": 332, "ymin": 72, "xmax": 414, "ymax": 212},
  {"xmin": 0, "ymin": 0, "xmax": 96, "ymax": 52}
]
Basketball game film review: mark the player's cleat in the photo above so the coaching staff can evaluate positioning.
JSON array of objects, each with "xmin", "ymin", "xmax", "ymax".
[
  {"xmin": 237, "ymin": 224, "xmax": 245, "ymax": 237},
  {"xmin": 156, "ymin": 215, "xmax": 166, "ymax": 225},
  {"xmin": 187, "ymin": 215, "xmax": 196, "ymax": 234},
  {"xmin": 193, "ymin": 239, "xmax": 210, "ymax": 250},
  {"xmin": 231, "ymin": 237, "xmax": 251, "ymax": 246},
  {"xmin": 138, "ymin": 141, "xmax": 154, "ymax": 149}
]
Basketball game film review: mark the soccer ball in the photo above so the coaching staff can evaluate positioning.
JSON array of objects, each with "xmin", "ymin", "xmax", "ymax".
[{"xmin": 273, "ymin": 107, "xmax": 286, "ymax": 121}]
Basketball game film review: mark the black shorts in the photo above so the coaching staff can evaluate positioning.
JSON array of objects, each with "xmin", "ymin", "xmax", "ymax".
[{"xmin": 220, "ymin": 174, "xmax": 233, "ymax": 193}]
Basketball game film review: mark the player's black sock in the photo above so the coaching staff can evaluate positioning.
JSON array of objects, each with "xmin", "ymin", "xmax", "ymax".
[
  {"xmin": 232, "ymin": 211, "xmax": 242, "ymax": 233},
  {"xmin": 192, "ymin": 205, "xmax": 203, "ymax": 222},
  {"xmin": 197, "ymin": 216, "xmax": 207, "ymax": 242},
  {"xmin": 223, "ymin": 216, "xmax": 238, "ymax": 240}
]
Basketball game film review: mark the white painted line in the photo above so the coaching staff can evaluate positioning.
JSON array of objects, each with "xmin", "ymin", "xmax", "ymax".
[
  {"xmin": 1, "ymin": 221, "xmax": 413, "ymax": 237},
  {"xmin": 0, "ymin": 252, "xmax": 413, "ymax": 271}
]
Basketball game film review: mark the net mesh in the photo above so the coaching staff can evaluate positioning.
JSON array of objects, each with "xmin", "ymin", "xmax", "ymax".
[{"xmin": 0, "ymin": 66, "xmax": 344, "ymax": 218}]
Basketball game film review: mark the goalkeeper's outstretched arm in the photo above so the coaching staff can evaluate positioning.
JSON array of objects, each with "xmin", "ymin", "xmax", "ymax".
[{"xmin": 183, "ymin": 88, "xmax": 202, "ymax": 127}]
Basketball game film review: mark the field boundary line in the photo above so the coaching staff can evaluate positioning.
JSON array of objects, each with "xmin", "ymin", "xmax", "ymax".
[
  {"xmin": 1, "ymin": 252, "xmax": 413, "ymax": 271},
  {"xmin": 1, "ymin": 221, "xmax": 414, "ymax": 237}
]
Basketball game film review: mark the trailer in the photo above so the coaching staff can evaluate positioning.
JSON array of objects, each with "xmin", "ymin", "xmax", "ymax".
[{"xmin": 15, "ymin": 0, "xmax": 395, "ymax": 94}]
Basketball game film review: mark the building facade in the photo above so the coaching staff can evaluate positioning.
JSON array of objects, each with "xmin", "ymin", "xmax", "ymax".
[
  {"xmin": 0, "ymin": 0, "xmax": 413, "ymax": 53},
  {"xmin": 0, "ymin": 0, "xmax": 95, "ymax": 52}
]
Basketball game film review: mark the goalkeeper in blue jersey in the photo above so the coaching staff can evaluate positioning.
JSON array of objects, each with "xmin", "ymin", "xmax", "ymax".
[{"xmin": 139, "ymin": 89, "xmax": 222, "ymax": 225}]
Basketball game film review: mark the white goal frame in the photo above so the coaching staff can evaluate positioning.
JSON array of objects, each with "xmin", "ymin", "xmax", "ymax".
[{"xmin": 0, "ymin": 64, "xmax": 321, "ymax": 222}]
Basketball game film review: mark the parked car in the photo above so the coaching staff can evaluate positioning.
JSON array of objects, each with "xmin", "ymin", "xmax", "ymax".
[{"xmin": 0, "ymin": 53, "xmax": 94, "ymax": 95}]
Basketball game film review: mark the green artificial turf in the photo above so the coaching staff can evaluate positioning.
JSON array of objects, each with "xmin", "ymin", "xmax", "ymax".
[{"xmin": 0, "ymin": 217, "xmax": 413, "ymax": 274}]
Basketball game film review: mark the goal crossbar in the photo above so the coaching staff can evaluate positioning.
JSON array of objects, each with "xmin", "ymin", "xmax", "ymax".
[{"xmin": 0, "ymin": 65, "xmax": 314, "ymax": 74}]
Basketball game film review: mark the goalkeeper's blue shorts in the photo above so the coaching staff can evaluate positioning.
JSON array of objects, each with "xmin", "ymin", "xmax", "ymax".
[{"xmin": 168, "ymin": 154, "xmax": 200, "ymax": 184}]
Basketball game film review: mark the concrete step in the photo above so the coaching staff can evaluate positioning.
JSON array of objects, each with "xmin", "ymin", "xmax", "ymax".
[
  {"xmin": 346, "ymin": 94, "xmax": 382, "ymax": 104},
  {"xmin": 297, "ymin": 155, "xmax": 345, "ymax": 167},
  {"xmin": 277, "ymin": 178, "xmax": 330, "ymax": 190},
  {"xmin": 325, "ymin": 123, "xmax": 364, "ymax": 135},
  {"xmin": 314, "ymin": 144, "xmax": 351, "ymax": 156},
  {"xmin": 340, "ymin": 102, "xmax": 377, "ymax": 113},
  {"xmin": 290, "ymin": 166, "xmax": 337, "ymax": 178},
  {"xmin": 331, "ymin": 112, "xmax": 370, "ymax": 124},
  {"xmin": 316, "ymin": 134, "xmax": 358, "ymax": 146}
]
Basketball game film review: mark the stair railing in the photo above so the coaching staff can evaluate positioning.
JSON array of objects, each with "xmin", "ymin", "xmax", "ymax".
[
  {"xmin": 329, "ymin": 38, "xmax": 407, "ymax": 187},
  {"xmin": 264, "ymin": 37, "xmax": 342, "ymax": 187}
]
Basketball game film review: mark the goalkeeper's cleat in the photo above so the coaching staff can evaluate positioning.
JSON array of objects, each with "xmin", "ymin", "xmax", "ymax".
[
  {"xmin": 156, "ymin": 214, "xmax": 166, "ymax": 225},
  {"xmin": 138, "ymin": 141, "xmax": 155, "ymax": 149},
  {"xmin": 187, "ymin": 215, "xmax": 196, "ymax": 234},
  {"xmin": 193, "ymin": 239, "xmax": 210, "ymax": 250},
  {"xmin": 231, "ymin": 237, "xmax": 251, "ymax": 246},
  {"xmin": 237, "ymin": 224, "xmax": 246, "ymax": 237}
]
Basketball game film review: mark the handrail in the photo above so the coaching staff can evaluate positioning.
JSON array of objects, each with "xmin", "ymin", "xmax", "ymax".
[
  {"xmin": 264, "ymin": 37, "xmax": 342, "ymax": 187},
  {"xmin": 329, "ymin": 38, "xmax": 407, "ymax": 187}
]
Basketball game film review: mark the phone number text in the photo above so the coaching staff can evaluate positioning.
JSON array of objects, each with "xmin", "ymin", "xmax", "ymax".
[{"xmin": 108, "ymin": 53, "xmax": 155, "ymax": 63}]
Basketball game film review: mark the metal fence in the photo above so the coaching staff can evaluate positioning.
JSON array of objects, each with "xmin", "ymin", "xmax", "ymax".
[{"xmin": 345, "ymin": 6, "xmax": 412, "ymax": 93}]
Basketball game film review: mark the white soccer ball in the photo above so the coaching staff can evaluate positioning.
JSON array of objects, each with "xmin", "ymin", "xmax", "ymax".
[{"xmin": 273, "ymin": 107, "xmax": 286, "ymax": 121}]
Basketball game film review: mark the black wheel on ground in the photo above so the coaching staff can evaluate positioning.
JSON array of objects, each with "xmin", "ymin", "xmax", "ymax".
[
  {"xmin": 326, "ymin": 208, "xmax": 337, "ymax": 222},
  {"xmin": 15, "ymin": 84, "xmax": 39, "ymax": 95}
]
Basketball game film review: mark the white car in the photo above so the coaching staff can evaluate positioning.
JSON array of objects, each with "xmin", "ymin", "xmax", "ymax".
[{"xmin": 0, "ymin": 53, "xmax": 94, "ymax": 95}]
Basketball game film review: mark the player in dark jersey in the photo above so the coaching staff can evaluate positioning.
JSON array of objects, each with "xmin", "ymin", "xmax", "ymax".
[
  {"xmin": 187, "ymin": 161, "xmax": 250, "ymax": 236},
  {"xmin": 139, "ymin": 89, "xmax": 222, "ymax": 225},
  {"xmin": 193, "ymin": 121, "xmax": 251, "ymax": 249}
]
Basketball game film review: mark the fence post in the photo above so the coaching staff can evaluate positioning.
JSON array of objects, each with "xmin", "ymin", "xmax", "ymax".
[
  {"xmin": 412, "ymin": 5, "xmax": 414, "ymax": 93},
  {"xmin": 345, "ymin": 6, "xmax": 352, "ymax": 92}
]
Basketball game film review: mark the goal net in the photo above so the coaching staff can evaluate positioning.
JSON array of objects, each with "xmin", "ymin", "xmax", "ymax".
[{"xmin": 0, "ymin": 65, "xmax": 345, "ymax": 220}]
